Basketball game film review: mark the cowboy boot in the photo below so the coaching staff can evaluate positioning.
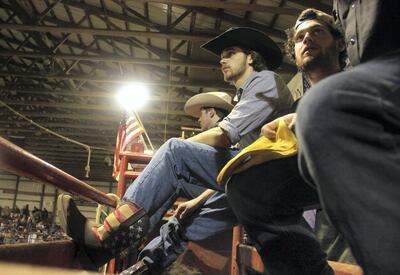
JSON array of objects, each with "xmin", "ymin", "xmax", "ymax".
[{"xmin": 57, "ymin": 194, "xmax": 149, "ymax": 269}]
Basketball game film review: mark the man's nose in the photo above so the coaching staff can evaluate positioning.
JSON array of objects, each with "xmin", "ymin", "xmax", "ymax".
[{"xmin": 303, "ymin": 32, "xmax": 313, "ymax": 43}]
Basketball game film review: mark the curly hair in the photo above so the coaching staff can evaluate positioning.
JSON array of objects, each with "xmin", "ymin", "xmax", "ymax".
[{"xmin": 285, "ymin": 10, "xmax": 347, "ymax": 69}]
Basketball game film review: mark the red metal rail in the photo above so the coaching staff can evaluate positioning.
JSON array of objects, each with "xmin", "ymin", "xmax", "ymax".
[{"xmin": 0, "ymin": 137, "xmax": 117, "ymax": 208}]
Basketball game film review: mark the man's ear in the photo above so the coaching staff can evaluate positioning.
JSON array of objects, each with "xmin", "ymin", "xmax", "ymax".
[
  {"xmin": 247, "ymin": 53, "xmax": 254, "ymax": 66},
  {"xmin": 208, "ymin": 108, "xmax": 216, "ymax": 118}
]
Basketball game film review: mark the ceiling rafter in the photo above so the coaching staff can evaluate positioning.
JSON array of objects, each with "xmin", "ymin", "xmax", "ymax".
[
  {"xmin": 5, "ymin": 0, "xmax": 75, "ymax": 89},
  {"xmin": 0, "ymin": 119, "xmax": 183, "ymax": 136},
  {"xmin": 189, "ymin": 6, "xmax": 286, "ymax": 40},
  {"xmin": 0, "ymin": 85, "xmax": 193, "ymax": 103},
  {"xmin": 38, "ymin": 14, "xmax": 216, "ymax": 76},
  {"xmin": 0, "ymin": 109, "xmax": 197, "ymax": 127},
  {"xmin": 0, "ymin": 114, "xmax": 197, "ymax": 128},
  {"xmin": 62, "ymin": 0, "xmax": 89, "ymax": 88},
  {"xmin": 0, "ymin": 125, "xmax": 182, "ymax": 139},
  {"xmin": 288, "ymin": 0, "xmax": 330, "ymax": 14},
  {"xmin": 1, "ymin": 99, "xmax": 187, "ymax": 116},
  {"xmin": 2, "ymin": 42, "xmax": 194, "ymax": 85},
  {"xmin": 9, "ymin": 135, "xmax": 166, "ymax": 148},
  {"xmin": 244, "ymin": 0, "xmax": 256, "ymax": 21},
  {"xmin": 167, "ymin": 8, "xmax": 192, "ymax": 29},
  {"xmin": 183, "ymin": 9, "xmax": 197, "ymax": 77},
  {"xmin": 3, "ymin": 139, "xmax": 114, "ymax": 152},
  {"xmin": 111, "ymin": 0, "xmax": 163, "ymax": 30},
  {"xmin": 24, "ymin": 143, "xmax": 111, "ymax": 152},
  {"xmin": 0, "ymin": 70, "xmax": 231, "ymax": 90},
  {"xmin": 142, "ymin": 0, "xmax": 301, "ymax": 15},
  {"xmin": 2, "ymin": 10, "xmax": 296, "ymax": 73},
  {"xmin": 0, "ymin": 49, "xmax": 295, "ymax": 75},
  {"xmin": 0, "ymin": 23, "xmax": 214, "ymax": 41},
  {"xmin": 0, "ymin": 0, "xmax": 326, "ymax": 181}
]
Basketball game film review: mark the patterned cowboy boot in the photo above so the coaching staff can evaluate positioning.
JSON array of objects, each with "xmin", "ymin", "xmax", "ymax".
[{"xmin": 57, "ymin": 194, "xmax": 149, "ymax": 269}]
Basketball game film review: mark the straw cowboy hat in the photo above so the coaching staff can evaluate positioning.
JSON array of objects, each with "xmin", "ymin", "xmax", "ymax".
[
  {"xmin": 184, "ymin": 91, "xmax": 234, "ymax": 118},
  {"xmin": 201, "ymin": 27, "xmax": 282, "ymax": 70}
]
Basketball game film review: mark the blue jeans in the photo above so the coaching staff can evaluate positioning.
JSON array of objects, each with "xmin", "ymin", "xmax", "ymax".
[
  {"xmin": 123, "ymin": 138, "xmax": 238, "ymax": 272},
  {"xmin": 138, "ymin": 192, "xmax": 237, "ymax": 273},
  {"xmin": 297, "ymin": 50, "xmax": 400, "ymax": 275}
]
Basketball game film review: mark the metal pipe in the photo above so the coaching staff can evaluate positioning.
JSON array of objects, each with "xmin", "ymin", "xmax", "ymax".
[{"xmin": 0, "ymin": 137, "xmax": 117, "ymax": 208}]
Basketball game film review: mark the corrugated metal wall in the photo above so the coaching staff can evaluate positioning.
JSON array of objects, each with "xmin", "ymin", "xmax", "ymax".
[{"xmin": 0, "ymin": 172, "xmax": 116, "ymax": 222}]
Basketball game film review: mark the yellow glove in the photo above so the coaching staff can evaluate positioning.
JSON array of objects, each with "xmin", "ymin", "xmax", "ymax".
[{"xmin": 217, "ymin": 119, "xmax": 298, "ymax": 186}]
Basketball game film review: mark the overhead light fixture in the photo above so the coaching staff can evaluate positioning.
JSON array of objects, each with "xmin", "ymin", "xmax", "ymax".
[{"xmin": 117, "ymin": 82, "xmax": 150, "ymax": 111}]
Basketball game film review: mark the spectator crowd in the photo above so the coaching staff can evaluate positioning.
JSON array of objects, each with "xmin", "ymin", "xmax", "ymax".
[{"xmin": 0, "ymin": 204, "xmax": 68, "ymax": 245}]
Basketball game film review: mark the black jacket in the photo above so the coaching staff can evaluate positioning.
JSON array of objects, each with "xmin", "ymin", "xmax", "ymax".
[{"xmin": 333, "ymin": 0, "xmax": 400, "ymax": 65}]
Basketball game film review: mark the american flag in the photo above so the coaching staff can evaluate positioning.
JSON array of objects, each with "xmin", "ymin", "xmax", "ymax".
[{"xmin": 112, "ymin": 115, "xmax": 144, "ymax": 181}]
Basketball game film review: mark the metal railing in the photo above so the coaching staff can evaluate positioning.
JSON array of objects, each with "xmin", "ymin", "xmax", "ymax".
[{"xmin": 0, "ymin": 137, "xmax": 116, "ymax": 208}]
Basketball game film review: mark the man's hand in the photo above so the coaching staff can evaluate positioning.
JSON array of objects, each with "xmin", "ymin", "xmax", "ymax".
[
  {"xmin": 174, "ymin": 198, "xmax": 203, "ymax": 220},
  {"xmin": 261, "ymin": 113, "xmax": 297, "ymax": 141},
  {"xmin": 174, "ymin": 189, "xmax": 216, "ymax": 220}
]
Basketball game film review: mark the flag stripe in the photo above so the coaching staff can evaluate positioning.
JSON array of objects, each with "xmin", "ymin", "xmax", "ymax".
[{"xmin": 112, "ymin": 115, "xmax": 144, "ymax": 181}]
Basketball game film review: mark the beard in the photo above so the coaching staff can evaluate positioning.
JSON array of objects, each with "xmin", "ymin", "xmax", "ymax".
[
  {"xmin": 222, "ymin": 58, "xmax": 248, "ymax": 83},
  {"xmin": 297, "ymin": 44, "xmax": 337, "ymax": 72},
  {"xmin": 298, "ymin": 55, "xmax": 327, "ymax": 72}
]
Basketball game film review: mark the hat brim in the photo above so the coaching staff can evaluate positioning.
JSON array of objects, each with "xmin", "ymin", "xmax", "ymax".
[
  {"xmin": 201, "ymin": 27, "xmax": 282, "ymax": 71},
  {"xmin": 184, "ymin": 94, "xmax": 234, "ymax": 118}
]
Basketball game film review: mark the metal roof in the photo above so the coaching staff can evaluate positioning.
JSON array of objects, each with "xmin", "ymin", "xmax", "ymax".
[{"xmin": 0, "ymin": 0, "xmax": 332, "ymax": 181}]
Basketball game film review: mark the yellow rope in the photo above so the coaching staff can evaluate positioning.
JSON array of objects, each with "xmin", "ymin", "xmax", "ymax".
[{"xmin": 0, "ymin": 100, "xmax": 113, "ymax": 177}]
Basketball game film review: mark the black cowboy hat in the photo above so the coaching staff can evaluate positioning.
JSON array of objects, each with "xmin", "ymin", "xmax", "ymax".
[{"xmin": 201, "ymin": 27, "xmax": 282, "ymax": 70}]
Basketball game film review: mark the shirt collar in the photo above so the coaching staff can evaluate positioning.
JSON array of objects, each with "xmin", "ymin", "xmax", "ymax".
[
  {"xmin": 233, "ymin": 88, "xmax": 243, "ymax": 102},
  {"xmin": 233, "ymin": 71, "xmax": 259, "ymax": 102}
]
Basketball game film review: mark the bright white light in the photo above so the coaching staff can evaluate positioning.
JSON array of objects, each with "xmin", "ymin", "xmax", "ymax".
[{"xmin": 117, "ymin": 83, "xmax": 149, "ymax": 111}]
